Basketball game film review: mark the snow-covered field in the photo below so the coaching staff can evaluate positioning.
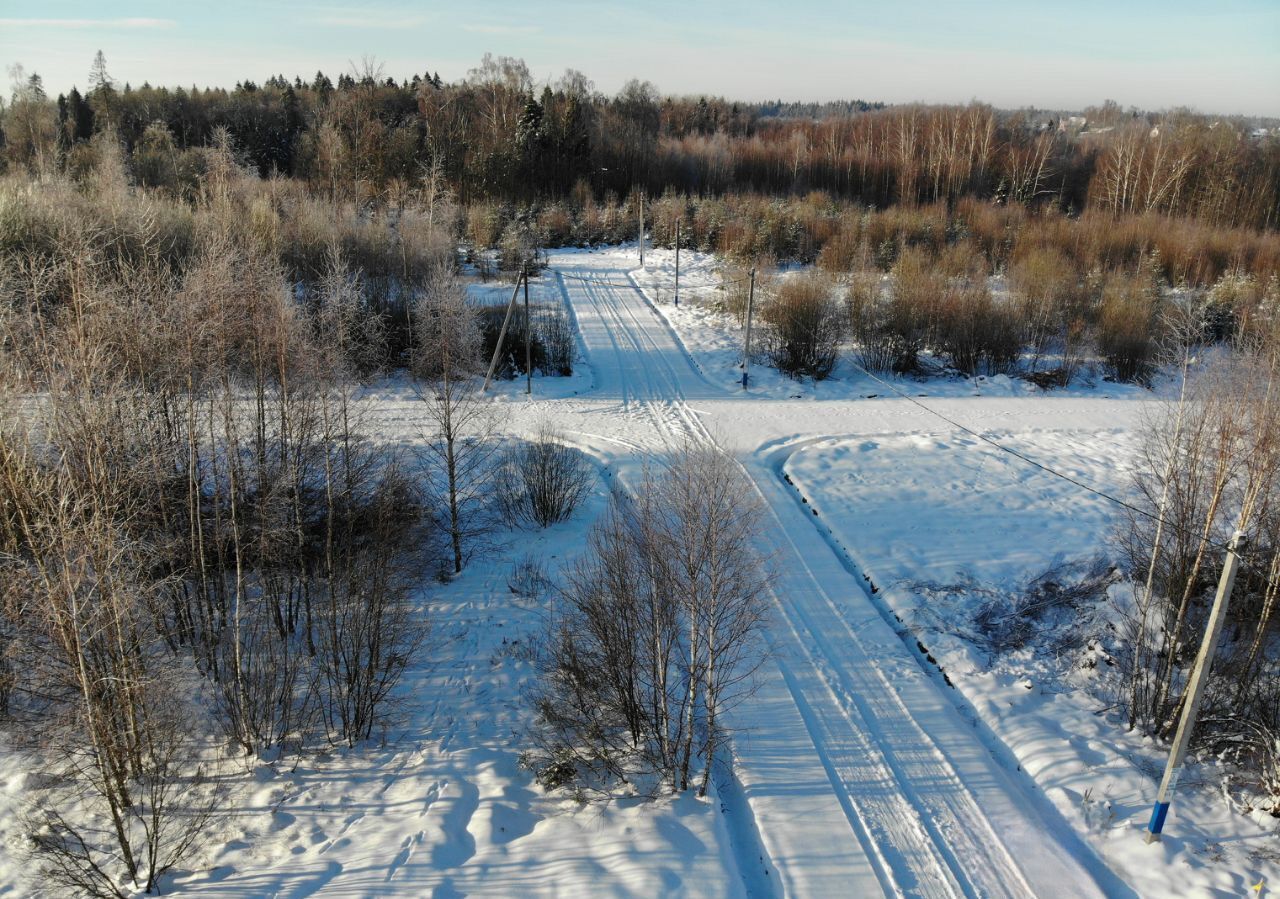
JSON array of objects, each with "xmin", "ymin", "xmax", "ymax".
[{"xmin": 3, "ymin": 244, "xmax": 1276, "ymax": 897}]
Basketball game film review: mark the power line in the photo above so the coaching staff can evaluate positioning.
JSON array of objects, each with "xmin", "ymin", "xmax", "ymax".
[
  {"xmin": 556, "ymin": 271, "xmax": 750, "ymax": 291},
  {"xmin": 556, "ymin": 264, "xmax": 1251, "ymax": 559}
]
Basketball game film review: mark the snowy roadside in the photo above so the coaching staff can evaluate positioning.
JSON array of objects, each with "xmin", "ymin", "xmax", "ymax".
[{"xmin": 781, "ymin": 430, "xmax": 1280, "ymax": 897}]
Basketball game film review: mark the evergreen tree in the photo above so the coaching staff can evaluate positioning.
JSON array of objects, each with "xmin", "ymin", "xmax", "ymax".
[
  {"xmin": 55, "ymin": 94, "xmax": 69, "ymax": 152},
  {"xmin": 281, "ymin": 84, "xmax": 302, "ymax": 172},
  {"xmin": 558, "ymin": 92, "xmax": 592, "ymax": 191},
  {"xmin": 515, "ymin": 95, "xmax": 544, "ymax": 152},
  {"xmin": 26, "ymin": 73, "xmax": 46, "ymax": 101}
]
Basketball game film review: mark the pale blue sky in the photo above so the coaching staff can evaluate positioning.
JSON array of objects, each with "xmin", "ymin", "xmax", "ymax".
[{"xmin": 2, "ymin": 1, "xmax": 1277, "ymax": 115}]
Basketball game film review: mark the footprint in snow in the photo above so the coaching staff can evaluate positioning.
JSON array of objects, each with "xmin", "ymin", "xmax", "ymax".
[{"xmin": 430, "ymin": 778, "xmax": 480, "ymax": 869}]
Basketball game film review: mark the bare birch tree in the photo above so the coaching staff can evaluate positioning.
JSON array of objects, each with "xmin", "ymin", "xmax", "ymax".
[
  {"xmin": 532, "ymin": 444, "xmax": 771, "ymax": 797},
  {"xmin": 412, "ymin": 265, "xmax": 496, "ymax": 574}
]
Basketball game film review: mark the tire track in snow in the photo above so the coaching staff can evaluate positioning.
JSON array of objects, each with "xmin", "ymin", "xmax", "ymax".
[
  {"xmin": 568, "ymin": 266, "xmax": 977, "ymax": 895},
  {"xmin": 746, "ymin": 454, "xmax": 1035, "ymax": 898}
]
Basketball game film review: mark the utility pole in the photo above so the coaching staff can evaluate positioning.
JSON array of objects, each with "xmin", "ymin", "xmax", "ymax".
[
  {"xmin": 674, "ymin": 219, "xmax": 681, "ymax": 307},
  {"xmin": 638, "ymin": 190, "xmax": 645, "ymax": 267},
  {"xmin": 482, "ymin": 271, "xmax": 524, "ymax": 392},
  {"xmin": 1145, "ymin": 529, "xmax": 1249, "ymax": 842},
  {"xmin": 524, "ymin": 264, "xmax": 532, "ymax": 396},
  {"xmin": 742, "ymin": 268, "xmax": 756, "ymax": 389}
]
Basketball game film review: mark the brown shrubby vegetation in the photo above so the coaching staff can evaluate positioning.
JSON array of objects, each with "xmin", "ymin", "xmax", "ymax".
[{"xmin": 760, "ymin": 273, "xmax": 845, "ymax": 380}]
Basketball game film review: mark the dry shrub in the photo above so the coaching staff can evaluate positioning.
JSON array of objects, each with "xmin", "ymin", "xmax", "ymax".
[
  {"xmin": 761, "ymin": 273, "xmax": 844, "ymax": 380},
  {"xmin": 954, "ymin": 197, "xmax": 1025, "ymax": 271},
  {"xmin": 936, "ymin": 280, "xmax": 1021, "ymax": 375},
  {"xmin": 865, "ymin": 202, "xmax": 950, "ymax": 257},
  {"xmin": 1098, "ymin": 270, "xmax": 1163, "ymax": 383},
  {"xmin": 936, "ymin": 239, "xmax": 991, "ymax": 280},
  {"xmin": 1204, "ymin": 269, "xmax": 1275, "ymax": 345},
  {"xmin": 1009, "ymin": 245, "xmax": 1085, "ymax": 368},
  {"xmin": 888, "ymin": 246, "xmax": 945, "ymax": 370},
  {"xmin": 466, "ymin": 200, "xmax": 504, "ymax": 249},
  {"xmin": 538, "ymin": 307, "xmax": 575, "ymax": 376},
  {"xmin": 816, "ymin": 213, "xmax": 869, "ymax": 274},
  {"xmin": 536, "ymin": 203, "xmax": 575, "ymax": 246},
  {"xmin": 847, "ymin": 270, "xmax": 907, "ymax": 373},
  {"xmin": 496, "ymin": 421, "xmax": 594, "ymax": 528}
]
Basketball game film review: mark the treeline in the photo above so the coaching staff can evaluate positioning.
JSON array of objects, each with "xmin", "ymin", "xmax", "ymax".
[{"xmin": 4, "ymin": 54, "xmax": 1279, "ymax": 231}]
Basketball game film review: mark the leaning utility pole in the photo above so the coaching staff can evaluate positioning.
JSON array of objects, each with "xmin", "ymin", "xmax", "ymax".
[
  {"xmin": 1145, "ymin": 529, "xmax": 1249, "ymax": 842},
  {"xmin": 638, "ymin": 190, "xmax": 645, "ymax": 267},
  {"xmin": 742, "ymin": 268, "xmax": 756, "ymax": 389},
  {"xmin": 674, "ymin": 219, "xmax": 681, "ymax": 307},
  {"xmin": 524, "ymin": 265, "xmax": 532, "ymax": 396},
  {"xmin": 482, "ymin": 271, "xmax": 524, "ymax": 392}
]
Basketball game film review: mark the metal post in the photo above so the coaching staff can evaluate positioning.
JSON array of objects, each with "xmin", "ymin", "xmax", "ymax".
[
  {"xmin": 1145, "ymin": 529, "xmax": 1249, "ymax": 842},
  {"xmin": 742, "ymin": 269, "xmax": 756, "ymax": 389},
  {"xmin": 524, "ymin": 267, "xmax": 532, "ymax": 396},
  {"xmin": 482, "ymin": 271, "xmax": 524, "ymax": 392},
  {"xmin": 674, "ymin": 219, "xmax": 681, "ymax": 308}
]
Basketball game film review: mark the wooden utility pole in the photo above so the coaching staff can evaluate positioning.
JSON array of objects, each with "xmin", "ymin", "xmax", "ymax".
[
  {"xmin": 1145, "ymin": 529, "xmax": 1248, "ymax": 842},
  {"xmin": 742, "ymin": 268, "xmax": 756, "ymax": 389},
  {"xmin": 674, "ymin": 219, "xmax": 681, "ymax": 307},
  {"xmin": 638, "ymin": 190, "xmax": 645, "ymax": 266},
  {"xmin": 482, "ymin": 271, "xmax": 524, "ymax": 392},
  {"xmin": 524, "ymin": 267, "xmax": 532, "ymax": 396}
]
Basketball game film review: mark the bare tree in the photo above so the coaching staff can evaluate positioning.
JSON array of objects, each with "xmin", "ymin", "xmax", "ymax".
[
  {"xmin": 1122, "ymin": 346, "xmax": 1280, "ymax": 745},
  {"xmin": 412, "ymin": 265, "xmax": 497, "ymax": 574},
  {"xmin": 532, "ymin": 444, "xmax": 771, "ymax": 797}
]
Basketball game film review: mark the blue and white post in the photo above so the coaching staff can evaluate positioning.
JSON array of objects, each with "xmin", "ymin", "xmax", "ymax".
[
  {"xmin": 1145, "ymin": 530, "xmax": 1248, "ymax": 842},
  {"xmin": 742, "ymin": 268, "xmax": 756, "ymax": 390}
]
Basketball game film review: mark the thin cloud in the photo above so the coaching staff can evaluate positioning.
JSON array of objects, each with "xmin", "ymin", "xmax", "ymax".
[
  {"xmin": 315, "ymin": 13, "xmax": 430, "ymax": 29},
  {"xmin": 0, "ymin": 17, "xmax": 175, "ymax": 29},
  {"xmin": 461, "ymin": 23, "xmax": 541, "ymax": 36}
]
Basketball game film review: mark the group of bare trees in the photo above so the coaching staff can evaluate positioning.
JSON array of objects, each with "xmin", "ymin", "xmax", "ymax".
[
  {"xmin": 1120, "ymin": 340, "xmax": 1280, "ymax": 808},
  {"xmin": 0, "ymin": 150, "xmax": 500, "ymax": 894},
  {"xmin": 530, "ymin": 446, "xmax": 771, "ymax": 798}
]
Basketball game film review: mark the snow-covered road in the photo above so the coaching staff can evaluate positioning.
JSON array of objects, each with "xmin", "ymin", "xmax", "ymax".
[
  {"xmin": 546, "ymin": 253, "xmax": 1137, "ymax": 898},
  {"xmin": 143, "ymin": 248, "xmax": 1187, "ymax": 898}
]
